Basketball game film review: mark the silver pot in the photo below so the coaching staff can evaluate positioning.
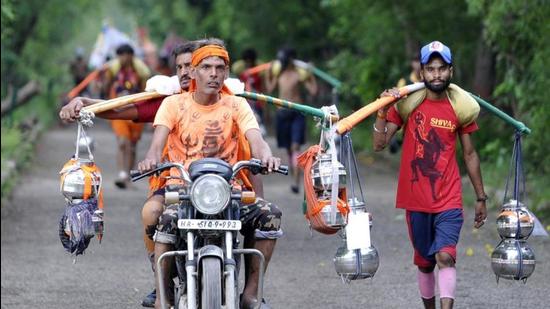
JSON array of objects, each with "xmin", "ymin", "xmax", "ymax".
[
  {"xmin": 334, "ymin": 240, "xmax": 379, "ymax": 280},
  {"xmin": 491, "ymin": 239, "xmax": 536, "ymax": 281},
  {"xmin": 496, "ymin": 200, "xmax": 534, "ymax": 239},
  {"xmin": 61, "ymin": 159, "xmax": 101, "ymax": 200},
  {"xmin": 320, "ymin": 204, "xmax": 344, "ymax": 227},
  {"xmin": 311, "ymin": 153, "xmax": 347, "ymax": 191},
  {"xmin": 347, "ymin": 197, "xmax": 372, "ymax": 228},
  {"xmin": 77, "ymin": 135, "xmax": 95, "ymax": 153}
]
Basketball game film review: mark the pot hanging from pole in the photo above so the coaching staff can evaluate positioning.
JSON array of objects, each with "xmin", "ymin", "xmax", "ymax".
[
  {"xmin": 491, "ymin": 239, "xmax": 535, "ymax": 282},
  {"xmin": 61, "ymin": 158, "xmax": 102, "ymax": 200},
  {"xmin": 496, "ymin": 199, "xmax": 535, "ymax": 239}
]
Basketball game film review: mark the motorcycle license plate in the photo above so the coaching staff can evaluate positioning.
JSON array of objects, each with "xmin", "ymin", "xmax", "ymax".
[{"xmin": 178, "ymin": 219, "xmax": 242, "ymax": 230}]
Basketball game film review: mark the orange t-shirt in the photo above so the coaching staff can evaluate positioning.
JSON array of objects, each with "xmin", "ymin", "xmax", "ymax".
[{"xmin": 154, "ymin": 92, "xmax": 259, "ymax": 180}]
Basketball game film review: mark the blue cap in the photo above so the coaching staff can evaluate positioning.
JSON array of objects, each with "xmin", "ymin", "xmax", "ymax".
[{"xmin": 420, "ymin": 41, "xmax": 452, "ymax": 64}]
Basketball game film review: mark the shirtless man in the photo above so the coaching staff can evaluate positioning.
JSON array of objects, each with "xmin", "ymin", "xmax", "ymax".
[{"xmin": 265, "ymin": 47, "xmax": 317, "ymax": 193}]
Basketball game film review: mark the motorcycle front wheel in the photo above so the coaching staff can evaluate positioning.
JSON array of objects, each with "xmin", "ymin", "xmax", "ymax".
[{"xmin": 201, "ymin": 257, "xmax": 222, "ymax": 309}]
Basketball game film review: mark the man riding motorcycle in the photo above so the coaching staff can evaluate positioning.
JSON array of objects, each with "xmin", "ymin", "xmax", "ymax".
[{"xmin": 137, "ymin": 38, "xmax": 283, "ymax": 309}]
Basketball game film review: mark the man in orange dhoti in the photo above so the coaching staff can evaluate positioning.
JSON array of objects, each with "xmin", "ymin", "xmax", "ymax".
[{"xmin": 103, "ymin": 43, "xmax": 151, "ymax": 188}]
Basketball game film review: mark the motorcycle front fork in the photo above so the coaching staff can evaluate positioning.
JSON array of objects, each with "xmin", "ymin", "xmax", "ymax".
[
  {"xmin": 183, "ymin": 231, "xmax": 238, "ymax": 309},
  {"xmin": 223, "ymin": 232, "xmax": 267, "ymax": 309},
  {"xmin": 157, "ymin": 231, "xmax": 266, "ymax": 309}
]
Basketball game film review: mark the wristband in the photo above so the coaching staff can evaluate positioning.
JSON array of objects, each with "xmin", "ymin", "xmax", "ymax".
[{"xmin": 373, "ymin": 123, "xmax": 388, "ymax": 134}]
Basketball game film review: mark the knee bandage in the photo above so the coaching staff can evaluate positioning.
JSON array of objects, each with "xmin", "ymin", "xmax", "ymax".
[
  {"xmin": 438, "ymin": 267, "xmax": 456, "ymax": 299},
  {"xmin": 417, "ymin": 270, "xmax": 435, "ymax": 299}
]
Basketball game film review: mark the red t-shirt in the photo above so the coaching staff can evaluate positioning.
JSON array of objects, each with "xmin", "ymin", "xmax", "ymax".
[
  {"xmin": 387, "ymin": 97, "xmax": 478, "ymax": 213},
  {"xmin": 239, "ymin": 71, "xmax": 264, "ymax": 111},
  {"xmin": 134, "ymin": 97, "xmax": 166, "ymax": 123}
]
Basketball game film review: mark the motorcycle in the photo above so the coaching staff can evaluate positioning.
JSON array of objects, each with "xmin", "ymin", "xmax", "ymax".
[{"xmin": 131, "ymin": 158, "xmax": 288, "ymax": 309}]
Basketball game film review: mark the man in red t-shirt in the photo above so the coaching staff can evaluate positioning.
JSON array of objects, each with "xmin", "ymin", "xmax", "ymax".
[{"xmin": 372, "ymin": 41, "xmax": 487, "ymax": 309}]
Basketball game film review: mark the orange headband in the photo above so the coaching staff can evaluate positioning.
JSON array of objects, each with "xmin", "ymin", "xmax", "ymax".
[
  {"xmin": 191, "ymin": 45, "xmax": 230, "ymax": 67},
  {"xmin": 189, "ymin": 45, "xmax": 232, "ymax": 94}
]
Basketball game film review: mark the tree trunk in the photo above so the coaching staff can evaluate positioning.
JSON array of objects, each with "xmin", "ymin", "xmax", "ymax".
[
  {"xmin": 1, "ymin": 80, "xmax": 41, "ymax": 116},
  {"xmin": 472, "ymin": 34, "xmax": 496, "ymax": 99}
]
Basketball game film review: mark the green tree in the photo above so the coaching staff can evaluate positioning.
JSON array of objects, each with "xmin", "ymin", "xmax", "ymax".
[{"xmin": 467, "ymin": 0, "xmax": 550, "ymax": 214}]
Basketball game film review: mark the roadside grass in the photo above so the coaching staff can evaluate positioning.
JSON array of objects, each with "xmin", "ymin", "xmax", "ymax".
[{"xmin": 1, "ymin": 91, "xmax": 58, "ymax": 202}]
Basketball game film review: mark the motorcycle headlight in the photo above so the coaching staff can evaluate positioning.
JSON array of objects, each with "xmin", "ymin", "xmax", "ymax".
[{"xmin": 190, "ymin": 174, "xmax": 231, "ymax": 215}]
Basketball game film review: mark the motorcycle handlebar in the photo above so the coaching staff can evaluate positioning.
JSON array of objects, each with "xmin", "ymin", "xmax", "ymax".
[
  {"xmin": 130, "ymin": 162, "xmax": 191, "ymax": 183},
  {"xmin": 232, "ymin": 158, "xmax": 289, "ymax": 178},
  {"xmin": 274, "ymin": 165, "xmax": 289, "ymax": 175},
  {"xmin": 131, "ymin": 159, "xmax": 287, "ymax": 183}
]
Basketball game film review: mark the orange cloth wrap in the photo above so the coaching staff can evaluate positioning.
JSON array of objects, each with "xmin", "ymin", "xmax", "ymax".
[
  {"xmin": 191, "ymin": 45, "xmax": 230, "ymax": 67},
  {"xmin": 297, "ymin": 146, "xmax": 349, "ymax": 235}
]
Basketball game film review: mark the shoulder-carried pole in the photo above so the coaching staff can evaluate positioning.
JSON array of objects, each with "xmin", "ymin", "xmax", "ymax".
[
  {"xmin": 237, "ymin": 91, "xmax": 339, "ymax": 122},
  {"xmin": 469, "ymin": 93, "xmax": 531, "ymax": 135}
]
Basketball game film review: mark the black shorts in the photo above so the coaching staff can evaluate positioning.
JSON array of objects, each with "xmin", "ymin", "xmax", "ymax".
[{"xmin": 276, "ymin": 109, "xmax": 305, "ymax": 149}]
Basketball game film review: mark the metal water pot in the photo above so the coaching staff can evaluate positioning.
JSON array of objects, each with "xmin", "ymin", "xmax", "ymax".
[
  {"xmin": 496, "ymin": 199, "xmax": 534, "ymax": 239},
  {"xmin": 347, "ymin": 197, "xmax": 373, "ymax": 228},
  {"xmin": 311, "ymin": 153, "xmax": 347, "ymax": 191},
  {"xmin": 348, "ymin": 197, "xmax": 366, "ymax": 212},
  {"xmin": 491, "ymin": 239, "xmax": 536, "ymax": 281},
  {"xmin": 333, "ymin": 240, "xmax": 379, "ymax": 280},
  {"xmin": 77, "ymin": 135, "xmax": 95, "ymax": 153},
  {"xmin": 320, "ymin": 203, "xmax": 345, "ymax": 227},
  {"xmin": 61, "ymin": 159, "xmax": 101, "ymax": 200}
]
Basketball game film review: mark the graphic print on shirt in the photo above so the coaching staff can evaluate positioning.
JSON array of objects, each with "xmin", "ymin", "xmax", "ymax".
[
  {"xmin": 201, "ymin": 120, "xmax": 224, "ymax": 157},
  {"xmin": 178, "ymin": 109, "xmax": 236, "ymax": 163},
  {"xmin": 113, "ymin": 67, "xmax": 140, "ymax": 96},
  {"xmin": 410, "ymin": 111, "xmax": 445, "ymax": 201},
  {"xmin": 181, "ymin": 134, "xmax": 199, "ymax": 161}
]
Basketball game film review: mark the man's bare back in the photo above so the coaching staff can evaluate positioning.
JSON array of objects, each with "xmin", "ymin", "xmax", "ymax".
[
  {"xmin": 265, "ymin": 57, "xmax": 318, "ymax": 194},
  {"xmin": 267, "ymin": 65, "xmax": 317, "ymax": 103},
  {"xmin": 277, "ymin": 69, "xmax": 304, "ymax": 102}
]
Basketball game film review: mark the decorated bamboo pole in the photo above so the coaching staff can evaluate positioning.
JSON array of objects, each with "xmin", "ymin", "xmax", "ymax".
[
  {"xmin": 66, "ymin": 70, "xmax": 101, "ymax": 99},
  {"xmin": 237, "ymin": 91, "xmax": 339, "ymax": 122},
  {"xmin": 335, "ymin": 83, "xmax": 426, "ymax": 134},
  {"xmin": 241, "ymin": 63, "xmax": 272, "ymax": 76},
  {"xmin": 239, "ymin": 84, "xmax": 531, "ymax": 137},
  {"xmin": 469, "ymin": 93, "xmax": 531, "ymax": 135},
  {"xmin": 81, "ymin": 91, "xmax": 165, "ymax": 114},
  {"xmin": 293, "ymin": 60, "xmax": 342, "ymax": 89}
]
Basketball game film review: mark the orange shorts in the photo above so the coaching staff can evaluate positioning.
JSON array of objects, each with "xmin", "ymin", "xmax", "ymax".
[{"xmin": 111, "ymin": 120, "xmax": 144, "ymax": 142}]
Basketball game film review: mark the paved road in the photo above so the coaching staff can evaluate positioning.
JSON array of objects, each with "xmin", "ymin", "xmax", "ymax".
[{"xmin": 1, "ymin": 121, "xmax": 548, "ymax": 308}]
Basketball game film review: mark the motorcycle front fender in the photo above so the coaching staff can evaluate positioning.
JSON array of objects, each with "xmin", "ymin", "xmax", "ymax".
[{"xmin": 197, "ymin": 244, "xmax": 224, "ymax": 262}]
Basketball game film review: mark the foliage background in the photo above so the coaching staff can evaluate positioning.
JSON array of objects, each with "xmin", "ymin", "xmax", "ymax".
[{"xmin": 1, "ymin": 0, "xmax": 548, "ymax": 219}]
